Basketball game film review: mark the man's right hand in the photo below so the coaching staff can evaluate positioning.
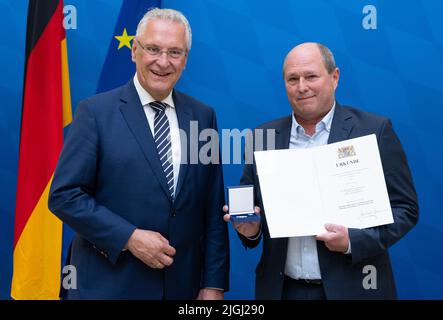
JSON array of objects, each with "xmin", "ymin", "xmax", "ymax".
[
  {"xmin": 223, "ymin": 205, "xmax": 261, "ymax": 238},
  {"xmin": 125, "ymin": 229, "xmax": 176, "ymax": 269}
]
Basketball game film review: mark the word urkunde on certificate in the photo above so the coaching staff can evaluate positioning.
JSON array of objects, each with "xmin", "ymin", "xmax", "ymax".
[{"xmin": 254, "ymin": 134, "xmax": 393, "ymax": 238}]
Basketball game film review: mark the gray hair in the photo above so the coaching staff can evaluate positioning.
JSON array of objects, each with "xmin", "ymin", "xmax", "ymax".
[
  {"xmin": 316, "ymin": 43, "xmax": 336, "ymax": 74},
  {"xmin": 136, "ymin": 8, "xmax": 192, "ymax": 51}
]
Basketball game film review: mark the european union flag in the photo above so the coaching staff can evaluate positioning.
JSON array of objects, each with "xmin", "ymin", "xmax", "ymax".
[{"xmin": 96, "ymin": 0, "xmax": 161, "ymax": 93}]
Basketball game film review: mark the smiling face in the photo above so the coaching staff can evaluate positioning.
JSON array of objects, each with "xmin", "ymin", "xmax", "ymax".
[
  {"xmin": 283, "ymin": 43, "xmax": 339, "ymax": 124},
  {"xmin": 132, "ymin": 19, "xmax": 188, "ymax": 101}
]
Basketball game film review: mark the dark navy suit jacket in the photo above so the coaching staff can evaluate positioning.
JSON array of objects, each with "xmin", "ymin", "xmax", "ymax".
[
  {"xmin": 240, "ymin": 103, "xmax": 418, "ymax": 299},
  {"xmin": 49, "ymin": 81, "xmax": 229, "ymax": 299}
]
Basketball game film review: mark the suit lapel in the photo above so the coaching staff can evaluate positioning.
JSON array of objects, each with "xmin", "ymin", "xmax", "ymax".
[
  {"xmin": 119, "ymin": 81, "xmax": 173, "ymax": 202},
  {"xmin": 274, "ymin": 116, "xmax": 292, "ymax": 150},
  {"xmin": 173, "ymin": 90, "xmax": 192, "ymax": 199},
  {"xmin": 328, "ymin": 102, "xmax": 354, "ymax": 144}
]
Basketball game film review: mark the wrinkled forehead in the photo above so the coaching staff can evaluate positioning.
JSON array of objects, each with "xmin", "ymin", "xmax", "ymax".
[
  {"xmin": 139, "ymin": 19, "xmax": 187, "ymax": 49},
  {"xmin": 284, "ymin": 51, "xmax": 325, "ymax": 76},
  {"xmin": 140, "ymin": 19, "xmax": 187, "ymax": 44}
]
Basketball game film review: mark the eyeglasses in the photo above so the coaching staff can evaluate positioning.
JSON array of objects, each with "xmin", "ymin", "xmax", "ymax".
[{"xmin": 136, "ymin": 39, "xmax": 187, "ymax": 60}]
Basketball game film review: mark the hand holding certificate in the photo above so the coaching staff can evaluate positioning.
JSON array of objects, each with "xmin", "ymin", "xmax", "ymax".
[{"xmin": 254, "ymin": 134, "xmax": 393, "ymax": 238}]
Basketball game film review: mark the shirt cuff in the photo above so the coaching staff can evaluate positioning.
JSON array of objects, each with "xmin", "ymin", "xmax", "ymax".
[
  {"xmin": 203, "ymin": 287, "xmax": 224, "ymax": 292},
  {"xmin": 344, "ymin": 241, "xmax": 352, "ymax": 254},
  {"xmin": 246, "ymin": 224, "xmax": 262, "ymax": 241}
]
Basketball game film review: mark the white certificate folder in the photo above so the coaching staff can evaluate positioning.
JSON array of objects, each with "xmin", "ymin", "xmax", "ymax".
[{"xmin": 254, "ymin": 134, "xmax": 393, "ymax": 238}]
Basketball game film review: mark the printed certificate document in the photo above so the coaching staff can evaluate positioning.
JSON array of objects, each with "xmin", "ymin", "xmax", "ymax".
[{"xmin": 254, "ymin": 134, "xmax": 393, "ymax": 238}]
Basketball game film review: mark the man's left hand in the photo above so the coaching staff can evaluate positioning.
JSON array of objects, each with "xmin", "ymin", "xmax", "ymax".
[
  {"xmin": 316, "ymin": 223, "xmax": 349, "ymax": 253},
  {"xmin": 196, "ymin": 288, "xmax": 224, "ymax": 300}
]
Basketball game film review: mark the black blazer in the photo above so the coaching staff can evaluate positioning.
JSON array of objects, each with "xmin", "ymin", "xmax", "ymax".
[{"xmin": 240, "ymin": 103, "xmax": 418, "ymax": 299}]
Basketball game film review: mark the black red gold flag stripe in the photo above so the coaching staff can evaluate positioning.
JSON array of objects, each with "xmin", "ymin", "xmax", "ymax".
[{"xmin": 11, "ymin": 0, "xmax": 72, "ymax": 300}]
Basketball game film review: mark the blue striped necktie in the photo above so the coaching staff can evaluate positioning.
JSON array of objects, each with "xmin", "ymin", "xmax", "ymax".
[{"xmin": 149, "ymin": 101, "xmax": 174, "ymax": 198}]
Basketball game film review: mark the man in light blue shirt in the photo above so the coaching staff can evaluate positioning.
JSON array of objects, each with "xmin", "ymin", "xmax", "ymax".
[{"xmin": 224, "ymin": 42, "xmax": 418, "ymax": 300}]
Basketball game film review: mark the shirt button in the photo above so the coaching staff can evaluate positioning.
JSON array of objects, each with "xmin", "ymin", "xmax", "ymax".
[{"xmin": 303, "ymin": 246, "xmax": 308, "ymax": 252}]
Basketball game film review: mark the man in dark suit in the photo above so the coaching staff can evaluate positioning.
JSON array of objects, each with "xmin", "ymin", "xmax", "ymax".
[
  {"xmin": 224, "ymin": 42, "xmax": 418, "ymax": 299},
  {"xmin": 49, "ymin": 8, "xmax": 229, "ymax": 300}
]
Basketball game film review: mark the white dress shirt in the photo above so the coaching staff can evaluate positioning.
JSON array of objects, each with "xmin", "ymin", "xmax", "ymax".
[
  {"xmin": 284, "ymin": 103, "xmax": 336, "ymax": 280},
  {"xmin": 133, "ymin": 74, "xmax": 181, "ymax": 197}
]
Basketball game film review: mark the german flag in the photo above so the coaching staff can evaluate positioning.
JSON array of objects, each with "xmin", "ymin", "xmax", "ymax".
[{"xmin": 11, "ymin": 0, "xmax": 72, "ymax": 300}]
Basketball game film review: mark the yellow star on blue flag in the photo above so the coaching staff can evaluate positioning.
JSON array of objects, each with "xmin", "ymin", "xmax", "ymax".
[
  {"xmin": 97, "ymin": 0, "xmax": 161, "ymax": 93},
  {"xmin": 115, "ymin": 28, "xmax": 135, "ymax": 49}
]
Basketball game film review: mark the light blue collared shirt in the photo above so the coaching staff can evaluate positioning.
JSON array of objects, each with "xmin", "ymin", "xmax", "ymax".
[{"xmin": 284, "ymin": 103, "xmax": 335, "ymax": 280}]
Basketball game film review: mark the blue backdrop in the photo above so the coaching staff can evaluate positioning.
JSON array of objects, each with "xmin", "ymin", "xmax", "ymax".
[{"xmin": 1, "ymin": 0, "xmax": 442, "ymax": 299}]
